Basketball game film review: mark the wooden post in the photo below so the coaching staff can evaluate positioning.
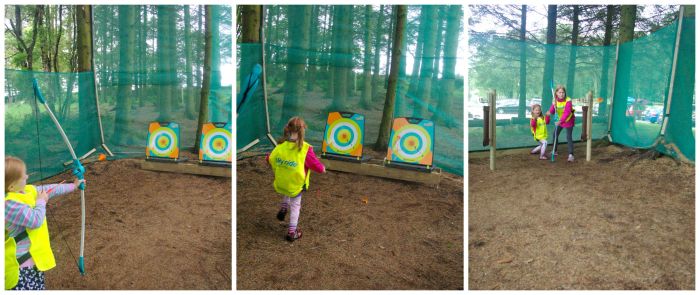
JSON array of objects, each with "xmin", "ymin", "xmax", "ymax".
[
  {"xmin": 586, "ymin": 91, "xmax": 593, "ymax": 162},
  {"xmin": 489, "ymin": 90, "xmax": 496, "ymax": 170}
]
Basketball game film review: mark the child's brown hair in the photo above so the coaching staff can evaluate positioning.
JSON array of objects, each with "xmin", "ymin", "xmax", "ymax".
[
  {"xmin": 5, "ymin": 156, "xmax": 26, "ymax": 193},
  {"xmin": 280, "ymin": 117, "xmax": 307, "ymax": 150},
  {"xmin": 531, "ymin": 104, "xmax": 544, "ymax": 119},
  {"xmin": 555, "ymin": 84, "xmax": 567, "ymax": 100}
]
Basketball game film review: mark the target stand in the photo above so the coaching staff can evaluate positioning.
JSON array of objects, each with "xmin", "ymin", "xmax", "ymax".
[
  {"xmin": 145, "ymin": 122, "xmax": 187, "ymax": 163},
  {"xmin": 321, "ymin": 111, "xmax": 371, "ymax": 163},
  {"xmin": 141, "ymin": 122, "xmax": 230, "ymax": 178},
  {"xmin": 384, "ymin": 117, "xmax": 435, "ymax": 173},
  {"xmin": 198, "ymin": 122, "xmax": 232, "ymax": 167}
]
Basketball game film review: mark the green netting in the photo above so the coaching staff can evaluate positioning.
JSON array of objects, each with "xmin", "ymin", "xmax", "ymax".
[
  {"xmin": 5, "ymin": 5, "xmax": 232, "ymax": 183},
  {"xmin": 468, "ymin": 16, "xmax": 695, "ymax": 162},
  {"xmin": 237, "ymin": 5, "xmax": 465, "ymax": 175}
]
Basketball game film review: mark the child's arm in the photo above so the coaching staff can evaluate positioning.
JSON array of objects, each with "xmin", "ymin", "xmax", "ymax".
[
  {"xmin": 305, "ymin": 146, "xmax": 326, "ymax": 173},
  {"xmin": 5, "ymin": 200, "xmax": 46, "ymax": 230},
  {"xmin": 545, "ymin": 114, "xmax": 551, "ymax": 124},
  {"xmin": 560, "ymin": 101, "xmax": 574, "ymax": 123},
  {"xmin": 530, "ymin": 118, "xmax": 537, "ymax": 134},
  {"xmin": 36, "ymin": 183, "xmax": 77, "ymax": 200}
]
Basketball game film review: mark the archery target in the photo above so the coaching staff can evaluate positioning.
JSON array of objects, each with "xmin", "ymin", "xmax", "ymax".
[
  {"xmin": 200, "ymin": 122, "xmax": 232, "ymax": 162},
  {"xmin": 147, "ymin": 122, "xmax": 180, "ymax": 159},
  {"xmin": 388, "ymin": 118, "xmax": 434, "ymax": 166},
  {"xmin": 322, "ymin": 112, "xmax": 364, "ymax": 157}
]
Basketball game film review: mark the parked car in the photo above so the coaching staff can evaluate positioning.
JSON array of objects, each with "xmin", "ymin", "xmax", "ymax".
[
  {"xmin": 642, "ymin": 105, "xmax": 664, "ymax": 124},
  {"xmin": 495, "ymin": 102, "xmax": 520, "ymax": 114}
]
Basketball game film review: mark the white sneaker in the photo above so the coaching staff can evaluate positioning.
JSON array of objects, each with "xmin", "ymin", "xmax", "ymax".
[{"xmin": 568, "ymin": 154, "xmax": 574, "ymax": 162}]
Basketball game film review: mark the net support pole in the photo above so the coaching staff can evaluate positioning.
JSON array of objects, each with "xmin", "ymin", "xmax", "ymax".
[
  {"xmin": 89, "ymin": 6, "xmax": 114, "ymax": 157},
  {"xmin": 606, "ymin": 39, "xmax": 620, "ymax": 142},
  {"xmin": 586, "ymin": 91, "xmax": 593, "ymax": 162},
  {"xmin": 489, "ymin": 90, "xmax": 496, "ymax": 171},
  {"xmin": 661, "ymin": 6, "xmax": 684, "ymax": 136}
]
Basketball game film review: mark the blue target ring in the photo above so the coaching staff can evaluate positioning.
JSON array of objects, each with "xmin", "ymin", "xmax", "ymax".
[{"xmin": 400, "ymin": 133, "xmax": 423, "ymax": 155}]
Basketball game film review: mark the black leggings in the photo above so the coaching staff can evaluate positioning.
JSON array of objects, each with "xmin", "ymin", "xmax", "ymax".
[{"xmin": 552, "ymin": 125, "xmax": 574, "ymax": 156}]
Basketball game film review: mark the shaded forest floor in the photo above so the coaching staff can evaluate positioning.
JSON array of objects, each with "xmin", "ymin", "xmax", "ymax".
[
  {"xmin": 468, "ymin": 144, "xmax": 694, "ymax": 290},
  {"xmin": 41, "ymin": 154, "xmax": 231, "ymax": 289},
  {"xmin": 237, "ymin": 152, "xmax": 464, "ymax": 290}
]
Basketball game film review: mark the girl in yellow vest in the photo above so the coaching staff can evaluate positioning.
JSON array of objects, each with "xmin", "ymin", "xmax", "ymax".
[
  {"xmin": 267, "ymin": 117, "xmax": 326, "ymax": 241},
  {"xmin": 5, "ymin": 156, "xmax": 84, "ymax": 290},
  {"xmin": 529, "ymin": 104, "xmax": 551, "ymax": 160},
  {"xmin": 545, "ymin": 85, "xmax": 576, "ymax": 162}
]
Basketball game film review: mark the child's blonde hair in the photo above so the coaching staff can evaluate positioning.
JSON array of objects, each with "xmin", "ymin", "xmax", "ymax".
[
  {"xmin": 5, "ymin": 156, "xmax": 26, "ymax": 193},
  {"xmin": 280, "ymin": 117, "xmax": 307, "ymax": 150}
]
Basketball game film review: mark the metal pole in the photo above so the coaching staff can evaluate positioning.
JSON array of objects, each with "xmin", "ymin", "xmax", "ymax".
[
  {"xmin": 89, "ymin": 6, "xmax": 114, "ymax": 157},
  {"xmin": 489, "ymin": 90, "xmax": 496, "ymax": 171},
  {"xmin": 661, "ymin": 6, "xmax": 684, "ymax": 136},
  {"xmin": 607, "ymin": 39, "xmax": 620, "ymax": 141}
]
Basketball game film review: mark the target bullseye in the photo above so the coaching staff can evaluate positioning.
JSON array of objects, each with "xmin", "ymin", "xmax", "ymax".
[
  {"xmin": 200, "ymin": 122, "xmax": 232, "ymax": 163},
  {"xmin": 387, "ymin": 117, "xmax": 435, "ymax": 167},
  {"xmin": 322, "ymin": 112, "xmax": 365, "ymax": 159},
  {"xmin": 147, "ymin": 123, "xmax": 179, "ymax": 159}
]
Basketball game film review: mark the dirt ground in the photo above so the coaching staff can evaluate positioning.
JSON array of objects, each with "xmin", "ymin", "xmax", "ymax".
[
  {"xmin": 468, "ymin": 144, "xmax": 694, "ymax": 290},
  {"xmin": 236, "ymin": 150, "xmax": 464, "ymax": 290},
  {"xmin": 39, "ymin": 153, "xmax": 231, "ymax": 289}
]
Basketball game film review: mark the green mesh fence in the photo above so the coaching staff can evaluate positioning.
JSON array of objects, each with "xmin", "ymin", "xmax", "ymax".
[
  {"xmin": 237, "ymin": 5, "xmax": 465, "ymax": 175},
  {"xmin": 468, "ymin": 16, "xmax": 695, "ymax": 162},
  {"xmin": 5, "ymin": 5, "xmax": 232, "ymax": 183}
]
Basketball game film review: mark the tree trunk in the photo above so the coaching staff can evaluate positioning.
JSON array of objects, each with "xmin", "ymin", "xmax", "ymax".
[
  {"xmin": 598, "ymin": 5, "xmax": 615, "ymax": 116},
  {"xmin": 77, "ymin": 5, "xmax": 96, "ymax": 152},
  {"xmin": 611, "ymin": 5, "xmax": 637, "ymax": 131},
  {"xmin": 360, "ymin": 5, "xmax": 373, "ymax": 109},
  {"xmin": 331, "ymin": 6, "xmax": 353, "ymax": 111},
  {"xmin": 375, "ymin": 5, "xmax": 406, "ymax": 151},
  {"xmin": 517, "ymin": 5, "xmax": 528, "ymax": 119},
  {"xmin": 541, "ymin": 5, "xmax": 557, "ymax": 109},
  {"xmin": 194, "ymin": 6, "xmax": 214, "ymax": 154},
  {"xmin": 409, "ymin": 6, "xmax": 427, "ymax": 97},
  {"xmin": 414, "ymin": 5, "xmax": 439, "ymax": 118},
  {"xmin": 434, "ymin": 5, "xmax": 461, "ymax": 127},
  {"xmin": 326, "ymin": 6, "xmax": 336, "ymax": 99},
  {"xmin": 156, "ymin": 6, "xmax": 174, "ymax": 121},
  {"xmin": 281, "ymin": 5, "xmax": 311, "ymax": 120},
  {"xmin": 307, "ymin": 5, "xmax": 320, "ymax": 92},
  {"xmin": 113, "ymin": 5, "xmax": 137, "ymax": 144},
  {"xmin": 371, "ymin": 5, "xmax": 385, "ymax": 103},
  {"xmin": 430, "ymin": 7, "xmax": 445, "ymax": 102},
  {"xmin": 209, "ymin": 6, "xmax": 223, "ymax": 122},
  {"xmin": 184, "ymin": 5, "xmax": 197, "ymax": 119},
  {"xmin": 384, "ymin": 6, "xmax": 395, "ymax": 85},
  {"xmin": 566, "ymin": 5, "xmax": 580, "ymax": 98}
]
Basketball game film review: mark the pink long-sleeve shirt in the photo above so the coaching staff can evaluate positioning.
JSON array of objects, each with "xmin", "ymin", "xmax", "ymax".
[
  {"xmin": 548, "ymin": 98, "xmax": 575, "ymax": 128},
  {"xmin": 5, "ymin": 183, "xmax": 77, "ymax": 268}
]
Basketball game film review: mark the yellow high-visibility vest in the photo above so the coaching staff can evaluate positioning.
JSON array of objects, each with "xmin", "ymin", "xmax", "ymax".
[
  {"xmin": 269, "ymin": 141, "xmax": 311, "ymax": 197},
  {"xmin": 532, "ymin": 116, "xmax": 548, "ymax": 141},
  {"xmin": 5, "ymin": 185, "xmax": 56, "ymax": 289},
  {"xmin": 556, "ymin": 97, "xmax": 574, "ymax": 123}
]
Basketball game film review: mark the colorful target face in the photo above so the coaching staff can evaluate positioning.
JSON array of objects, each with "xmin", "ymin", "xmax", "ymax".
[
  {"xmin": 322, "ymin": 112, "xmax": 364, "ymax": 158},
  {"xmin": 387, "ymin": 118, "xmax": 434, "ymax": 166},
  {"xmin": 199, "ymin": 122, "xmax": 232, "ymax": 162},
  {"xmin": 147, "ymin": 122, "xmax": 180, "ymax": 159}
]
